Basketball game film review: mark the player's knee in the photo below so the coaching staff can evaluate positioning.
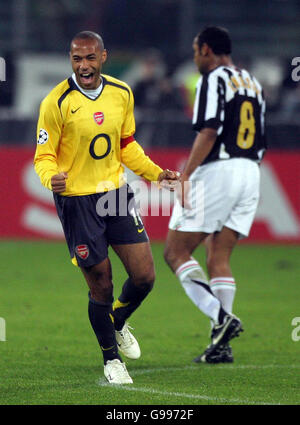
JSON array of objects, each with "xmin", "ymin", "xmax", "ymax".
[
  {"xmin": 131, "ymin": 269, "xmax": 155, "ymax": 291},
  {"xmin": 89, "ymin": 271, "xmax": 113, "ymax": 303}
]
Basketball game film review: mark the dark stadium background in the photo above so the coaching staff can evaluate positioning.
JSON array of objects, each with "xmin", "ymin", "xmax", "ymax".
[{"xmin": 0, "ymin": 0, "xmax": 299, "ymax": 243}]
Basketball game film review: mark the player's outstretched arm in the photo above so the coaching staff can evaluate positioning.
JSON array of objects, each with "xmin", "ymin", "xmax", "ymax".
[{"xmin": 121, "ymin": 140, "xmax": 179, "ymax": 189}]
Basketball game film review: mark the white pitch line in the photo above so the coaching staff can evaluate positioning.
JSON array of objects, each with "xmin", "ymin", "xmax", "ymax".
[
  {"xmin": 97, "ymin": 364, "xmax": 298, "ymax": 405},
  {"xmin": 98, "ymin": 382, "xmax": 275, "ymax": 405},
  {"xmin": 129, "ymin": 364, "xmax": 300, "ymax": 376}
]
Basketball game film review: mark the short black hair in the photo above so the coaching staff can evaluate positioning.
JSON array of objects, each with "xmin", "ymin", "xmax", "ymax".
[
  {"xmin": 196, "ymin": 26, "xmax": 231, "ymax": 55},
  {"xmin": 71, "ymin": 31, "xmax": 105, "ymax": 51}
]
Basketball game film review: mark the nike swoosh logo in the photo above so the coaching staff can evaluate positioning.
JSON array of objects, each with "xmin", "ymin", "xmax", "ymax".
[
  {"xmin": 71, "ymin": 106, "xmax": 81, "ymax": 114},
  {"xmin": 101, "ymin": 345, "xmax": 115, "ymax": 351},
  {"xmin": 212, "ymin": 317, "xmax": 239, "ymax": 345},
  {"xmin": 138, "ymin": 228, "xmax": 144, "ymax": 233}
]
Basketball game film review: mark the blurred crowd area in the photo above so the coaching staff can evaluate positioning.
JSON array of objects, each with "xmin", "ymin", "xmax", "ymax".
[{"xmin": 0, "ymin": 0, "xmax": 300, "ymax": 148}]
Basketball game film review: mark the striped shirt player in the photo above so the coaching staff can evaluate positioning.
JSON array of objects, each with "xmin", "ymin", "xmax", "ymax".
[
  {"xmin": 166, "ymin": 27, "xmax": 267, "ymax": 365},
  {"xmin": 169, "ymin": 64, "xmax": 266, "ymax": 237},
  {"xmin": 192, "ymin": 65, "xmax": 266, "ymax": 165}
]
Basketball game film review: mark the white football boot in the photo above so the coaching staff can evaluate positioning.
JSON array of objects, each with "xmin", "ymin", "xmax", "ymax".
[
  {"xmin": 104, "ymin": 359, "xmax": 133, "ymax": 384},
  {"xmin": 115, "ymin": 323, "xmax": 141, "ymax": 359}
]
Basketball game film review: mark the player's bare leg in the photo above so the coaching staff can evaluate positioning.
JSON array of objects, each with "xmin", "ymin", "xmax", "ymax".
[
  {"xmin": 111, "ymin": 241, "xmax": 155, "ymax": 359},
  {"xmin": 205, "ymin": 227, "xmax": 238, "ymax": 313},
  {"xmin": 164, "ymin": 229, "xmax": 242, "ymax": 361},
  {"xmin": 164, "ymin": 229, "xmax": 208, "ymax": 271},
  {"xmin": 164, "ymin": 229, "xmax": 225, "ymax": 323},
  {"xmin": 205, "ymin": 227, "xmax": 238, "ymax": 277},
  {"xmin": 195, "ymin": 227, "xmax": 241, "ymax": 363},
  {"xmin": 81, "ymin": 258, "xmax": 132, "ymax": 384},
  {"xmin": 81, "ymin": 257, "xmax": 114, "ymax": 303},
  {"xmin": 81, "ymin": 257, "xmax": 119, "ymax": 360}
]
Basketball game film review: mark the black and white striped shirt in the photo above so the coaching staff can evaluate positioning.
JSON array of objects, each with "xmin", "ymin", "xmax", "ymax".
[{"xmin": 192, "ymin": 65, "xmax": 267, "ymax": 164}]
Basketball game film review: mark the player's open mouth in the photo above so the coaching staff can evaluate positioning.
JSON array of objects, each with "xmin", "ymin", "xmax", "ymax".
[{"xmin": 79, "ymin": 72, "xmax": 94, "ymax": 84}]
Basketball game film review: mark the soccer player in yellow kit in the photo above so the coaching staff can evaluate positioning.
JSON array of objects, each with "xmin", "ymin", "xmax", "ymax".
[{"xmin": 34, "ymin": 31, "xmax": 179, "ymax": 384}]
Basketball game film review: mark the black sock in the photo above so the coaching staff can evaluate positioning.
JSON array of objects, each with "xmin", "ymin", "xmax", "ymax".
[
  {"xmin": 88, "ymin": 293, "xmax": 122, "ymax": 364},
  {"xmin": 113, "ymin": 278, "xmax": 152, "ymax": 331}
]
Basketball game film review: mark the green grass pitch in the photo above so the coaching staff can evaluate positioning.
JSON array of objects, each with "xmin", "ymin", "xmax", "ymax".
[{"xmin": 0, "ymin": 240, "xmax": 299, "ymax": 405}]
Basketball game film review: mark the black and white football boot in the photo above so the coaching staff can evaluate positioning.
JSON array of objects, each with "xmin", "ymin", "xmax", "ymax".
[
  {"xmin": 193, "ymin": 314, "xmax": 243, "ymax": 364},
  {"xmin": 193, "ymin": 343, "xmax": 234, "ymax": 364}
]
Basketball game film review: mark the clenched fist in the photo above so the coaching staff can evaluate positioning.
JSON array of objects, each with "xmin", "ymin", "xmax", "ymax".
[{"xmin": 51, "ymin": 172, "xmax": 68, "ymax": 193}]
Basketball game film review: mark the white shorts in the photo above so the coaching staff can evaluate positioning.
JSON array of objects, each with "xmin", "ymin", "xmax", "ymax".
[{"xmin": 168, "ymin": 158, "xmax": 260, "ymax": 239}]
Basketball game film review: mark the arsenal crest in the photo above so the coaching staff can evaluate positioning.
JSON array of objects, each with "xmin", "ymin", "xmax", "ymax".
[
  {"xmin": 76, "ymin": 244, "xmax": 89, "ymax": 260},
  {"xmin": 93, "ymin": 111, "xmax": 104, "ymax": 126}
]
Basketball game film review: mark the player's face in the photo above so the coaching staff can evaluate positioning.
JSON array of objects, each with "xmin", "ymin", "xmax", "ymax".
[{"xmin": 70, "ymin": 39, "xmax": 107, "ymax": 89}]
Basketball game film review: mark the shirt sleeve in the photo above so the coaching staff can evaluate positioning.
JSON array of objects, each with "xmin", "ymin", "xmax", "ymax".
[
  {"xmin": 121, "ymin": 140, "xmax": 163, "ymax": 182},
  {"xmin": 34, "ymin": 96, "xmax": 62, "ymax": 190},
  {"xmin": 192, "ymin": 73, "xmax": 225, "ymax": 133}
]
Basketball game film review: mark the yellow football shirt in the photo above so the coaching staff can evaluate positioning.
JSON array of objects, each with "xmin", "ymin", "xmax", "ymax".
[{"xmin": 34, "ymin": 74, "xmax": 162, "ymax": 196}]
